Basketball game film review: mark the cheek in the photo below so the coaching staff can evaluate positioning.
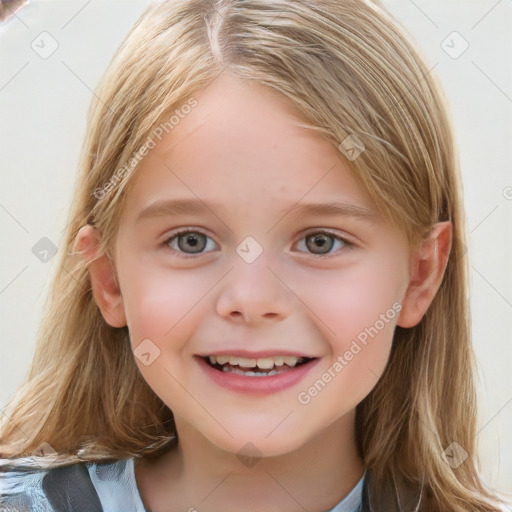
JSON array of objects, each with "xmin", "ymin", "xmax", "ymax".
[
  {"xmin": 297, "ymin": 257, "xmax": 406, "ymax": 349},
  {"xmin": 120, "ymin": 257, "xmax": 214, "ymax": 342},
  {"xmin": 296, "ymin": 293, "xmax": 398, "ymax": 418},
  {"xmin": 118, "ymin": 262, "xmax": 206, "ymax": 410},
  {"xmin": 293, "ymin": 259, "xmax": 404, "ymax": 407}
]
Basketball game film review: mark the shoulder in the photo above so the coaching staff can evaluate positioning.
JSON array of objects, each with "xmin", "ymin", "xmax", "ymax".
[
  {"xmin": 0, "ymin": 456, "xmax": 147, "ymax": 512},
  {"xmin": 0, "ymin": 457, "xmax": 102, "ymax": 511}
]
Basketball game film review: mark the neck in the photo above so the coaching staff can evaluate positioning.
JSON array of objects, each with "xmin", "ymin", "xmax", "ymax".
[{"xmin": 138, "ymin": 409, "xmax": 364, "ymax": 512}]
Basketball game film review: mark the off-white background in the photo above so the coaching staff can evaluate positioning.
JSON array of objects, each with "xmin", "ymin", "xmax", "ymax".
[{"xmin": 1, "ymin": 0, "xmax": 511, "ymax": 504}]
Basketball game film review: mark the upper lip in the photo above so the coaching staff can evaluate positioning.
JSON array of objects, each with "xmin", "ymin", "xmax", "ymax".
[{"xmin": 197, "ymin": 350, "xmax": 317, "ymax": 359}]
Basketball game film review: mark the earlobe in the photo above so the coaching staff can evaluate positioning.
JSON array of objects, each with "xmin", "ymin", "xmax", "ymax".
[
  {"xmin": 397, "ymin": 221, "xmax": 452, "ymax": 328},
  {"xmin": 74, "ymin": 225, "xmax": 127, "ymax": 328}
]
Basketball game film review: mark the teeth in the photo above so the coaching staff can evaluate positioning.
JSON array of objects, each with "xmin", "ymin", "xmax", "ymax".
[
  {"xmin": 222, "ymin": 366, "xmax": 280, "ymax": 377},
  {"xmin": 255, "ymin": 357, "xmax": 274, "ymax": 369},
  {"xmin": 283, "ymin": 356, "xmax": 300, "ymax": 366},
  {"xmin": 235, "ymin": 357, "xmax": 257, "ymax": 368},
  {"xmin": 207, "ymin": 355, "xmax": 305, "ymax": 369}
]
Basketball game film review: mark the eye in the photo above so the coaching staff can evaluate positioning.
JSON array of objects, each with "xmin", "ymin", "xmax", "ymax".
[
  {"xmin": 295, "ymin": 230, "xmax": 352, "ymax": 256},
  {"xmin": 164, "ymin": 229, "xmax": 217, "ymax": 257}
]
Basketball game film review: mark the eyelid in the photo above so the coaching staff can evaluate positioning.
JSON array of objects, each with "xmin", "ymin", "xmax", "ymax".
[
  {"xmin": 300, "ymin": 228, "xmax": 355, "ymax": 244},
  {"xmin": 163, "ymin": 226, "xmax": 212, "ymax": 241}
]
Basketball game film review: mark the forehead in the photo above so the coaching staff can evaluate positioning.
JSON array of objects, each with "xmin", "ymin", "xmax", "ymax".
[
  {"xmin": 122, "ymin": 73, "xmax": 374, "ymax": 221},
  {"xmin": 154, "ymin": 73, "xmax": 312, "ymax": 151}
]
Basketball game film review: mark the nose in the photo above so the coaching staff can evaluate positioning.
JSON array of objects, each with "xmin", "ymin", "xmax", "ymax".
[{"xmin": 215, "ymin": 253, "xmax": 294, "ymax": 325}]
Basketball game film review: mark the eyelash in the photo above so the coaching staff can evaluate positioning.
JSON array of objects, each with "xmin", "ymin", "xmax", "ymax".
[{"xmin": 162, "ymin": 227, "xmax": 354, "ymax": 259}]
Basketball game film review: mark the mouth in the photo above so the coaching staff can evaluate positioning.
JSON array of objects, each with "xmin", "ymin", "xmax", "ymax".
[
  {"xmin": 203, "ymin": 354, "xmax": 315, "ymax": 377},
  {"xmin": 196, "ymin": 349, "xmax": 320, "ymax": 394}
]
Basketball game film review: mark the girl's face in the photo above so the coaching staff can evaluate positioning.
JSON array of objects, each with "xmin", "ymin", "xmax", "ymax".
[{"xmin": 110, "ymin": 74, "xmax": 412, "ymax": 457}]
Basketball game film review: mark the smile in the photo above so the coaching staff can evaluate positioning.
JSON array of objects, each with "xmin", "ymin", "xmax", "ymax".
[
  {"xmin": 205, "ymin": 355, "xmax": 312, "ymax": 377},
  {"xmin": 196, "ymin": 354, "xmax": 319, "ymax": 394}
]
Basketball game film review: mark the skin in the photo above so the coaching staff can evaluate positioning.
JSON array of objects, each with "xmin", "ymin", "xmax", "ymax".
[{"xmin": 76, "ymin": 73, "xmax": 451, "ymax": 512}]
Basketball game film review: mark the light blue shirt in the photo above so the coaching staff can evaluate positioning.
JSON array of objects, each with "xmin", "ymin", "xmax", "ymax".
[
  {"xmin": 0, "ymin": 457, "xmax": 365, "ymax": 511},
  {"xmin": 328, "ymin": 471, "xmax": 365, "ymax": 511}
]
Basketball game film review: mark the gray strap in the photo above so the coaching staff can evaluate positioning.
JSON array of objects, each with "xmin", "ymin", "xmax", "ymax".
[{"xmin": 42, "ymin": 463, "xmax": 103, "ymax": 511}]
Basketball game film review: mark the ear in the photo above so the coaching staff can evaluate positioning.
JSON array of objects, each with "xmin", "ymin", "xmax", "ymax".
[
  {"xmin": 74, "ymin": 225, "xmax": 127, "ymax": 328},
  {"xmin": 397, "ymin": 221, "xmax": 452, "ymax": 328}
]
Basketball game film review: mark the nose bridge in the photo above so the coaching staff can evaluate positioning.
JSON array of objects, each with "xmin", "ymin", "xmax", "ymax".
[
  {"xmin": 231, "ymin": 234, "xmax": 278, "ymax": 287},
  {"xmin": 215, "ymin": 242, "xmax": 293, "ymax": 323}
]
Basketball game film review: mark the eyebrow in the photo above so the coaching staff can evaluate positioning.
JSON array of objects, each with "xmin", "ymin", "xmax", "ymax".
[
  {"xmin": 135, "ymin": 198, "xmax": 377, "ymax": 224},
  {"xmin": 136, "ymin": 198, "xmax": 219, "ymax": 223},
  {"xmin": 280, "ymin": 201, "xmax": 377, "ymax": 223}
]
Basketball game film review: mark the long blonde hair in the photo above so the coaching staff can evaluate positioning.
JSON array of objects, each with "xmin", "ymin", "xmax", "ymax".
[{"xmin": 0, "ymin": 1, "xmax": 502, "ymax": 510}]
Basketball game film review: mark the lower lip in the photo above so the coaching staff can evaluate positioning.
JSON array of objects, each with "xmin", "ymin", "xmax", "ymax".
[{"xmin": 196, "ymin": 356, "xmax": 320, "ymax": 395}]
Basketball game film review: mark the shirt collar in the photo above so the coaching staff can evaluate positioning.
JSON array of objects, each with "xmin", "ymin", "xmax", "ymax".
[{"xmin": 327, "ymin": 471, "xmax": 366, "ymax": 512}]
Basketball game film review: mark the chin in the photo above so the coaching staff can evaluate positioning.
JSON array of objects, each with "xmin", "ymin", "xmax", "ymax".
[{"xmin": 201, "ymin": 422, "xmax": 310, "ymax": 461}]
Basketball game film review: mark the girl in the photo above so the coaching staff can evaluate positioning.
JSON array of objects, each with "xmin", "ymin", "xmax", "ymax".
[{"xmin": 0, "ymin": 0, "xmax": 505, "ymax": 510}]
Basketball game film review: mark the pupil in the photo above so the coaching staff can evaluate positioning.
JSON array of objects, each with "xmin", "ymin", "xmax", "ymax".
[
  {"xmin": 178, "ymin": 233, "xmax": 206, "ymax": 253},
  {"xmin": 306, "ymin": 233, "xmax": 333, "ymax": 254}
]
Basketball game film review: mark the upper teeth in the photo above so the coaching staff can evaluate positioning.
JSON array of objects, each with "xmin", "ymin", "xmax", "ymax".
[{"xmin": 208, "ymin": 355, "xmax": 305, "ymax": 369}]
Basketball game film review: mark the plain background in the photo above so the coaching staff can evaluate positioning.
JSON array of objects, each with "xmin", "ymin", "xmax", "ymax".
[{"xmin": 1, "ymin": 0, "xmax": 511, "ymax": 503}]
